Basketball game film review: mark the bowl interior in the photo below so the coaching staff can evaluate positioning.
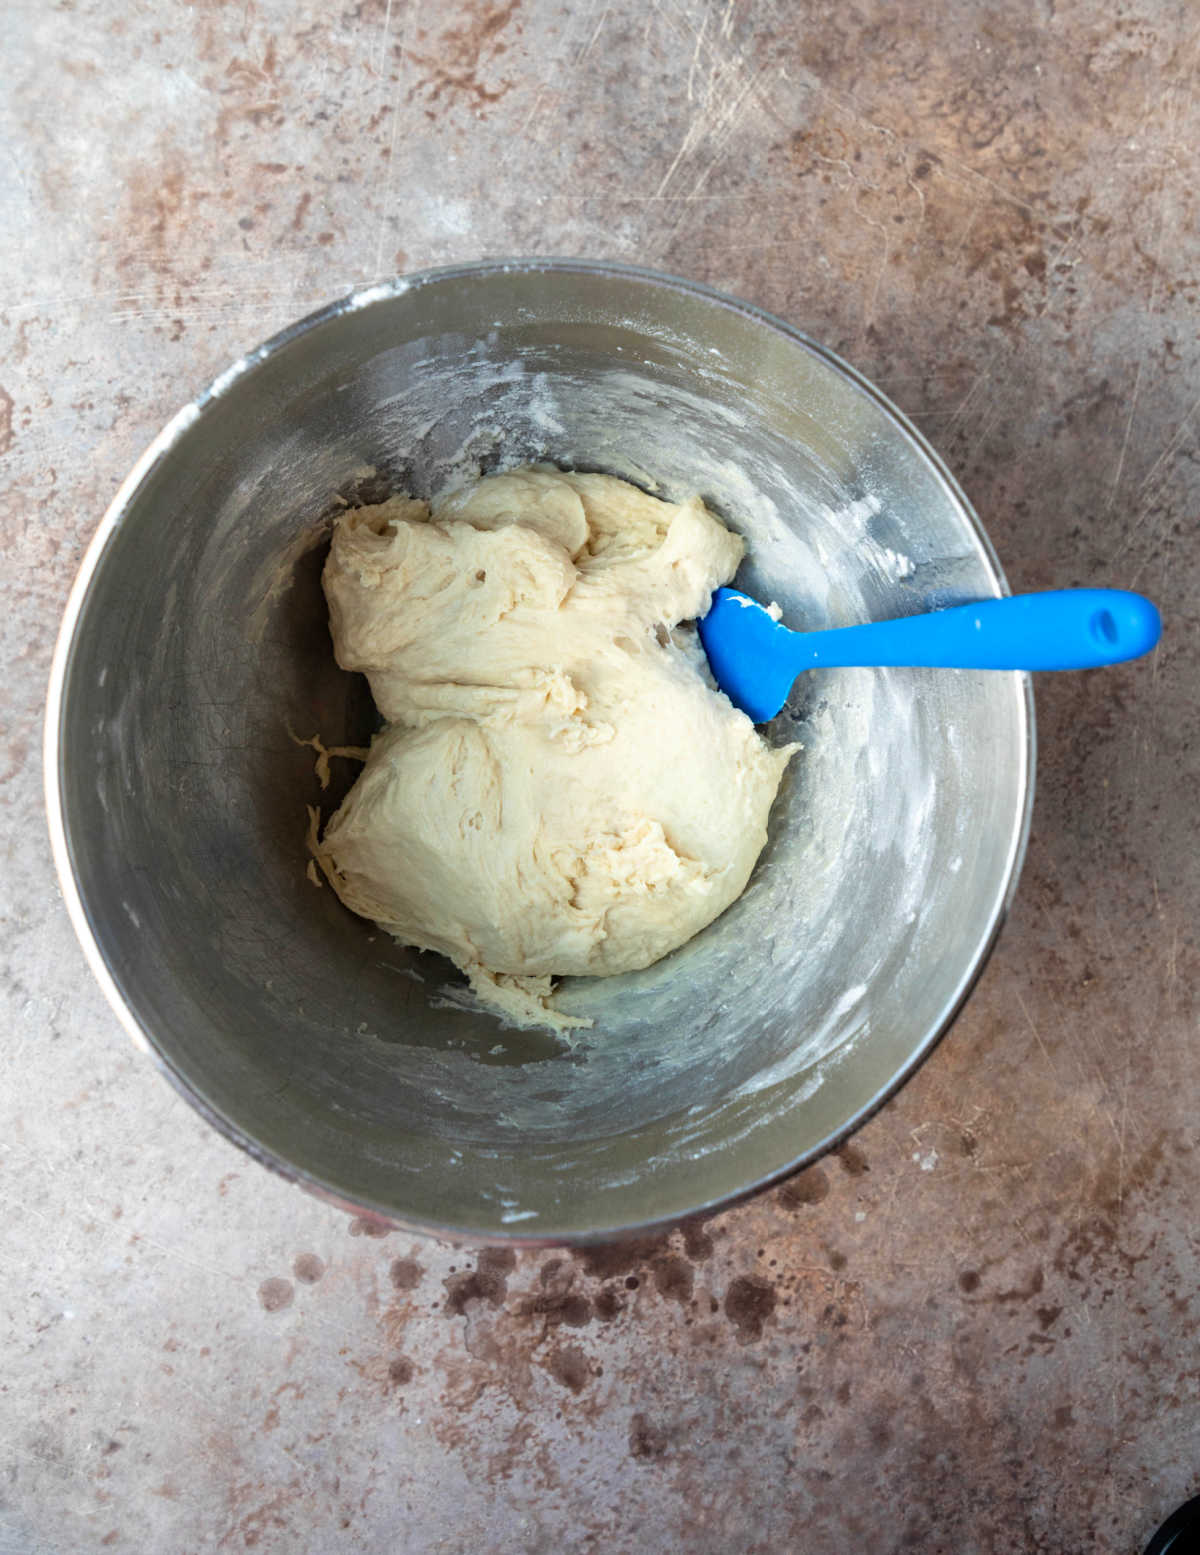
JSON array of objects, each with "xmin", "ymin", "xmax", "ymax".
[{"xmin": 52, "ymin": 263, "xmax": 1030, "ymax": 1238}]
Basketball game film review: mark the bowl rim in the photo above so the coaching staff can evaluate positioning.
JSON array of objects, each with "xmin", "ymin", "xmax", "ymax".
[{"xmin": 43, "ymin": 256, "xmax": 1036, "ymax": 1246}]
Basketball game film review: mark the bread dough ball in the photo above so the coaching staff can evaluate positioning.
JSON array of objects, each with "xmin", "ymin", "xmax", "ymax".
[{"xmin": 316, "ymin": 467, "xmax": 795, "ymax": 1030}]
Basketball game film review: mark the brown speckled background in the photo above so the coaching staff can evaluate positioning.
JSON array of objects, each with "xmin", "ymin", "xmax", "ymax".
[{"xmin": 3, "ymin": 3, "xmax": 1199, "ymax": 1551}]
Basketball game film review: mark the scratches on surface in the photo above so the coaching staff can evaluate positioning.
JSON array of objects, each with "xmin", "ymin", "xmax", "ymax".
[
  {"xmin": 685, "ymin": 11, "xmax": 708, "ymax": 104},
  {"xmin": 1129, "ymin": 153, "xmax": 1199, "ymax": 573},
  {"xmin": 0, "ymin": 386, "xmax": 14, "ymax": 457},
  {"xmin": 1105, "ymin": 114, "xmax": 1174, "ymax": 517},
  {"xmin": 1106, "ymin": 360, "xmax": 1143, "ymax": 519},
  {"xmin": 1131, "ymin": 387, "xmax": 1200, "ymax": 513},
  {"xmin": 373, "ymin": 0, "xmax": 397, "ymax": 80},
  {"xmin": 1115, "ymin": 386, "xmax": 1200, "ymax": 587},
  {"xmin": 1114, "ymin": 1045, "xmax": 1133, "ymax": 1213},
  {"xmin": 513, "ymin": 0, "xmax": 612, "ymax": 160},
  {"xmin": 1014, "ymin": 983, "xmax": 1123, "ymax": 1167},
  {"xmin": 371, "ymin": 0, "xmax": 410, "ymax": 281},
  {"xmin": 649, "ymin": 0, "xmax": 777, "ymax": 204},
  {"xmin": 853, "ymin": 187, "xmax": 890, "ymax": 350},
  {"xmin": 1107, "ymin": 57, "xmax": 1197, "ymax": 568},
  {"xmin": 1014, "ymin": 986, "xmax": 1057, "ymax": 1080},
  {"xmin": 573, "ymin": 0, "xmax": 610, "ymax": 67},
  {"xmin": 946, "ymin": 215, "xmax": 1086, "ymax": 452},
  {"xmin": 652, "ymin": 88, "xmax": 715, "ymax": 199}
]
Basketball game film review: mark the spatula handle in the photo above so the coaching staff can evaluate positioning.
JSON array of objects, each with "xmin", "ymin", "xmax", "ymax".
[{"xmin": 791, "ymin": 589, "xmax": 1162, "ymax": 672}]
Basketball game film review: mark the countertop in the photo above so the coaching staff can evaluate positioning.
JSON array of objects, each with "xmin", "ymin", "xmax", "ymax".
[{"xmin": 3, "ymin": 2, "xmax": 1199, "ymax": 1550}]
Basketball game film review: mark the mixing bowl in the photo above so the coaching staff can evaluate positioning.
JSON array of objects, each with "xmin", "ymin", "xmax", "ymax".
[{"xmin": 45, "ymin": 260, "xmax": 1032, "ymax": 1241}]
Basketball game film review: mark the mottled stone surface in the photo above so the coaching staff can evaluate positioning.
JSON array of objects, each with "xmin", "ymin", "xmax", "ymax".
[{"xmin": 3, "ymin": 2, "xmax": 1199, "ymax": 1551}]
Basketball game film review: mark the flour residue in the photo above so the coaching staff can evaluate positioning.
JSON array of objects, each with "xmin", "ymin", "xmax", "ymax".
[{"xmin": 308, "ymin": 326, "xmax": 996, "ymax": 1136}]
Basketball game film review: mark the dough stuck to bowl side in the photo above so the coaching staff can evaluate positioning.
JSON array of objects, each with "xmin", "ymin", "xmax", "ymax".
[{"xmin": 312, "ymin": 466, "xmax": 797, "ymax": 1030}]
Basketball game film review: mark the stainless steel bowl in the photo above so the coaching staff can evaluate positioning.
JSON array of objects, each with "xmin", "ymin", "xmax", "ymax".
[{"xmin": 46, "ymin": 261, "xmax": 1033, "ymax": 1242}]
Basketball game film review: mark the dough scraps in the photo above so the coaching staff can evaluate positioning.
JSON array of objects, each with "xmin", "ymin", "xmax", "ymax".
[{"xmin": 313, "ymin": 466, "xmax": 796, "ymax": 1030}]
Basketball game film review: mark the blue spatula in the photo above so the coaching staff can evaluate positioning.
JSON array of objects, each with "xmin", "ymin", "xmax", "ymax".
[{"xmin": 698, "ymin": 586, "xmax": 1163, "ymax": 724}]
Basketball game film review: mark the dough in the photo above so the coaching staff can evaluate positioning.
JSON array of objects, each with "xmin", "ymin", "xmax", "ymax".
[{"xmin": 315, "ymin": 467, "xmax": 795, "ymax": 1030}]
